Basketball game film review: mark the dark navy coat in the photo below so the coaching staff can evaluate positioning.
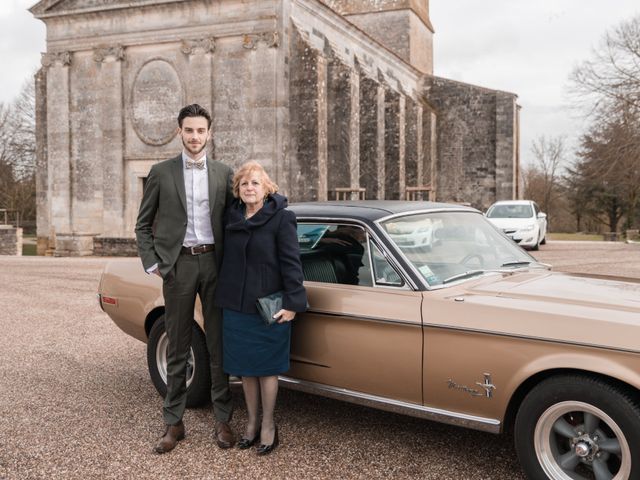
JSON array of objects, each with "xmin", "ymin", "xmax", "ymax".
[{"xmin": 214, "ymin": 193, "xmax": 307, "ymax": 314}]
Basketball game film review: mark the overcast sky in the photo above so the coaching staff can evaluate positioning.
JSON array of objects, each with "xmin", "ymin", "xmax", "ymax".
[{"xmin": 2, "ymin": 1, "xmax": 639, "ymax": 166}]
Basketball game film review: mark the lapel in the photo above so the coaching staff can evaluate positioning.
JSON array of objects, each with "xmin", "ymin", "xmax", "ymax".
[
  {"xmin": 171, "ymin": 155, "xmax": 187, "ymax": 214},
  {"xmin": 207, "ymin": 158, "xmax": 218, "ymax": 217}
]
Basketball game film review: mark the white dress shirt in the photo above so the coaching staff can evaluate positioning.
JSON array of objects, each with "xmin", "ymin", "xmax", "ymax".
[{"xmin": 181, "ymin": 151, "xmax": 214, "ymax": 247}]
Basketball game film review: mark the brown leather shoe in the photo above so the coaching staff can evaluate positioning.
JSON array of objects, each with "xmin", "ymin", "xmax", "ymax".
[
  {"xmin": 154, "ymin": 421, "xmax": 185, "ymax": 454},
  {"xmin": 214, "ymin": 421, "xmax": 235, "ymax": 449}
]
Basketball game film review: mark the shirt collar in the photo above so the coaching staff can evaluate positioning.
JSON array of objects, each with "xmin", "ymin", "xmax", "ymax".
[{"xmin": 182, "ymin": 151, "xmax": 208, "ymax": 170}]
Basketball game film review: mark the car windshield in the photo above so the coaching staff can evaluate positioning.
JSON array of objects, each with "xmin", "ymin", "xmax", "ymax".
[
  {"xmin": 381, "ymin": 211, "xmax": 541, "ymax": 286},
  {"xmin": 486, "ymin": 204, "xmax": 533, "ymax": 219}
]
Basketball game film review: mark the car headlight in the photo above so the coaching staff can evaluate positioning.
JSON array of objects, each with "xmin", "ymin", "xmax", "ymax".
[{"xmin": 522, "ymin": 224, "xmax": 535, "ymax": 231}]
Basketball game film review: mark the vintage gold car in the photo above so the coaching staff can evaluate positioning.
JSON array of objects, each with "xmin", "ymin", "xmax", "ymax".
[{"xmin": 98, "ymin": 201, "xmax": 640, "ymax": 480}]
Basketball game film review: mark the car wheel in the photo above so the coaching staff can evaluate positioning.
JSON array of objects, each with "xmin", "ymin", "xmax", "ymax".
[
  {"xmin": 147, "ymin": 315, "xmax": 211, "ymax": 408},
  {"xmin": 531, "ymin": 240, "xmax": 540, "ymax": 251},
  {"xmin": 514, "ymin": 375, "xmax": 640, "ymax": 480},
  {"xmin": 540, "ymin": 236, "xmax": 547, "ymax": 245}
]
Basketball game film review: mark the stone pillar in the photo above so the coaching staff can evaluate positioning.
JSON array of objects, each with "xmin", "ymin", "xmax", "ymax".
[
  {"xmin": 0, "ymin": 226, "xmax": 22, "ymax": 256},
  {"xmin": 181, "ymin": 37, "xmax": 215, "ymax": 108},
  {"xmin": 348, "ymin": 69, "xmax": 360, "ymax": 199},
  {"xmin": 398, "ymin": 94, "xmax": 406, "ymax": 200},
  {"xmin": 94, "ymin": 46, "xmax": 125, "ymax": 237},
  {"xmin": 34, "ymin": 68, "xmax": 50, "ymax": 255},
  {"xmin": 416, "ymin": 104, "xmax": 423, "ymax": 187},
  {"xmin": 41, "ymin": 51, "xmax": 72, "ymax": 253},
  {"xmin": 495, "ymin": 93, "xmax": 517, "ymax": 201},
  {"xmin": 376, "ymin": 84, "xmax": 386, "ymax": 199},
  {"xmin": 317, "ymin": 54, "xmax": 328, "ymax": 201},
  {"xmin": 428, "ymin": 109, "xmax": 438, "ymax": 201},
  {"xmin": 359, "ymin": 76, "xmax": 379, "ymax": 199},
  {"xmin": 384, "ymin": 89, "xmax": 400, "ymax": 200}
]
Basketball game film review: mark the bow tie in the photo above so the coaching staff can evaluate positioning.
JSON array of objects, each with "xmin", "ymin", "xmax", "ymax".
[{"xmin": 186, "ymin": 158, "xmax": 205, "ymax": 170}]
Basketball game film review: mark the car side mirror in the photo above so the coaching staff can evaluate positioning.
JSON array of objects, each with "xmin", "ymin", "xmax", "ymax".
[{"xmin": 538, "ymin": 212, "xmax": 547, "ymax": 219}]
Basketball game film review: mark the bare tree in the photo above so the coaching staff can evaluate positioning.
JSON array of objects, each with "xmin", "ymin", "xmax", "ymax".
[
  {"xmin": 567, "ymin": 14, "xmax": 640, "ymax": 233},
  {"xmin": 569, "ymin": 109, "xmax": 640, "ymax": 233},
  {"xmin": 0, "ymin": 79, "xmax": 36, "ymax": 227},
  {"xmin": 524, "ymin": 136, "xmax": 566, "ymax": 221},
  {"xmin": 570, "ymin": 15, "xmax": 640, "ymax": 119}
]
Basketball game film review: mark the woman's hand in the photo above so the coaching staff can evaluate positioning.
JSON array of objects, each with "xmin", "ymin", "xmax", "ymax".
[{"xmin": 274, "ymin": 309, "xmax": 296, "ymax": 323}]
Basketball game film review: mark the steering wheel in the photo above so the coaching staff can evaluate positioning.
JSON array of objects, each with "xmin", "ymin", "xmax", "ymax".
[{"xmin": 460, "ymin": 253, "xmax": 484, "ymax": 269}]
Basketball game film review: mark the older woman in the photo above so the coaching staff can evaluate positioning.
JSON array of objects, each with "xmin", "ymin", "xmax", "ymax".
[{"xmin": 214, "ymin": 161, "xmax": 307, "ymax": 455}]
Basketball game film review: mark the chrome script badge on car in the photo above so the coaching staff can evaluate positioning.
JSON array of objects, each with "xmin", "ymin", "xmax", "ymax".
[{"xmin": 447, "ymin": 373, "xmax": 496, "ymax": 398}]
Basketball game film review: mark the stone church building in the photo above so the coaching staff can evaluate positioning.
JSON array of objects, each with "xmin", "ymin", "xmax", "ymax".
[{"xmin": 30, "ymin": 0, "xmax": 520, "ymax": 256}]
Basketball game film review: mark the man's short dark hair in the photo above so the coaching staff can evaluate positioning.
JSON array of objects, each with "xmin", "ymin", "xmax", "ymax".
[{"xmin": 178, "ymin": 104, "xmax": 212, "ymax": 129}]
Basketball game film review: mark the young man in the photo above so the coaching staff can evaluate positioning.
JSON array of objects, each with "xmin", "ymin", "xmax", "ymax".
[{"xmin": 135, "ymin": 104, "xmax": 235, "ymax": 453}]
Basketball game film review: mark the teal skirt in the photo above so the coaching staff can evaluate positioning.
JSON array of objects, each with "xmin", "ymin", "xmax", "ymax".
[{"xmin": 222, "ymin": 308, "xmax": 291, "ymax": 377}]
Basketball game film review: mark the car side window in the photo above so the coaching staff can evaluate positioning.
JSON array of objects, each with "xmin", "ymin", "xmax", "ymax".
[
  {"xmin": 370, "ymin": 241, "xmax": 404, "ymax": 287},
  {"xmin": 297, "ymin": 223, "xmax": 373, "ymax": 287}
]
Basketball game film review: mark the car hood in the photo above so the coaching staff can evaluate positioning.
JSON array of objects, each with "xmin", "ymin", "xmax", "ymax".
[
  {"xmin": 486, "ymin": 217, "xmax": 536, "ymax": 229},
  {"xmin": 436, "ymin": 271, "xmax": 640, "ymax": 352}
]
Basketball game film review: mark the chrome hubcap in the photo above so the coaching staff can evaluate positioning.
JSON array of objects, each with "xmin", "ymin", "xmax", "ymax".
[
  {"xmin": 575, "ymin": 442, "xmax": 591, "ymax": 458},
  {"xmin": 534, "ymin": 401, "xmax": 631, "ymax": 479}
]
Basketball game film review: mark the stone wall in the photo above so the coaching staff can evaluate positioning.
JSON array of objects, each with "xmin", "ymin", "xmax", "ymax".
[
  {"xmin": 424, "ymin": 76, "xmax": 518, "ymax": 210},
  {"xmin": 0, "ymin": 226, "xmax": 23, "ymax": 256},
  {"xmin": 93, "ymin": 237, "xmax": 137, "ymax": 257},
  {"xmin": 31, "ymin": 0, "xmax": 518, "ymax": 255},
  {"xmin": 32, "ymin": 0, "xmax": 283, "ymax": 255}
]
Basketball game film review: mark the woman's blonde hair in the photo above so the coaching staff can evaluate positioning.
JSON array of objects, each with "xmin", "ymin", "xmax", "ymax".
[{"xmin": 232, "ymin": 160, "xmax": 279, "ymax": 198}]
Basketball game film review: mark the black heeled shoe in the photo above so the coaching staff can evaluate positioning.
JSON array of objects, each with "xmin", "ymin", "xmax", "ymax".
[
  {"xmin": 255, "ymin": 427, "xmax": 279, "ymax": 456},
  {"xmin": 237, "ymin": 428, "xmax": 261, "ymax": 450}
]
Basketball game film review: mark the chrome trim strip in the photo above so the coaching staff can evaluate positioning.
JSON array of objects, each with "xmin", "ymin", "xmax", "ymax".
[
  {"xmin": 278, "ymin": 376, "xmax": 501, "ymax": 434},
  {"xmin": 301, "ymin": 306, "xmax": 422, "ymax": 327},
  {"xmin": 423, "ymin": 323, "xmax": 640, "ymax": 355},
  {"xmin": 375, "ymin": 207, "xmax": 479, "ymax": 224}
]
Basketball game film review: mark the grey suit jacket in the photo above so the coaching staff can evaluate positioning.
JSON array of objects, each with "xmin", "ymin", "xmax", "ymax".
[{"xmin": 135, "ymin": 154, "xmax": 234, "ymax": 277}]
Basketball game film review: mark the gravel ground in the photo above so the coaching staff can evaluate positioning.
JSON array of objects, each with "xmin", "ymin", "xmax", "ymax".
[{"xmin": 0, "ymin": 241, "xmax": 639, "ymax": 480}]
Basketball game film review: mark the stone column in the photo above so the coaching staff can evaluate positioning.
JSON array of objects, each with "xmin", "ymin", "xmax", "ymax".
[
  {"xmin": 398, "ymin": 94, "xmax": 406, "ymax": 200},
  {"xmin": 41, "ymin": 51, "xmax": 72, "ymax": 252},
  {"xmin": 317, "ymin": 54, "xmax": 328, "ymax": 201},
  {"xmin": 416, "ymin": 104, "xmax": 424, "ymax": 187},
  {"xmin": 34, "ymin": 68, "xmax": 50, "ymax": 255},
  {"xmin": 349, "ymin": 69, "xmax": 360, "ymax": 199},
  {"xmin": 94, "ymin": 46, "xmax": 125, "ymax": 237},
  {"xmin": 376, "ymin": 84, "xmax": 385, "ymax": 199},
  {"xmin": 495, "ymin": 93, "xmax": 517, "ymax": 201},
  {"xmin": 429, "ymin": 109, "xmax": 437, "ymax": 201}
]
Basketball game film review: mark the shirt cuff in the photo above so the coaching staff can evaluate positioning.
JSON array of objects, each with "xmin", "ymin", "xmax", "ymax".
[{"xmin": 146, "ymin": 264, "xmax": 159, "ymax": 274}]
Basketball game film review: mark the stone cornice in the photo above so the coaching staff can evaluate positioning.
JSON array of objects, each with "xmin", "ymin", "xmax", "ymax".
[
  {"xmin": 93, "ymin": 45, "xmax": 125, "ymax": 63},
  {"xmin": 43, "ymin": 19, "xmax": 276, "ymax": 53},
  {"xmin": 292, "ymin": 0, "xmax": 423, "ymax": 98},
  {"xmin": 30, "ymin": 0, "xmax": 183, "ymax": 19},
  {"xmin": 180, "ymin": 37, "xmax": 216, "ymax": 56},
  {"xmin": 41, "ymin": 51, "xmax": 72, "ymax": 67}
]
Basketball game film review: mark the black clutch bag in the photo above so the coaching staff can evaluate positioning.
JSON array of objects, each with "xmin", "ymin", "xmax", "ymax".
[{"xmin": 256, "ymin": 291, "xmax": 283, "ymax": 325}]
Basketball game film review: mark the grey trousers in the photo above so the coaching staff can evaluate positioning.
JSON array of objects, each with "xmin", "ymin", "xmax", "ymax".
[{"xmin": 162, "ymin": 250, "xmax": 233, "ymax": 425}]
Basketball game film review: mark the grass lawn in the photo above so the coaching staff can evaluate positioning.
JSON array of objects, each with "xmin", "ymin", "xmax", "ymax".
[
  {"xmin": 22, "ymin": 243, "xmax": 37, "ymax": 255},
  {"xmin": 548, "ymin": 233, "xmax": 604, "ymax": 241},
  {"xmin": 22, "ymin": 234, "xmax": 37, "ymax": 255}
]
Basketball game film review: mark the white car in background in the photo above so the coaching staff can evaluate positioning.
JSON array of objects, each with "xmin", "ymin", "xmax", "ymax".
[{"xmin": 486, "ymin": 200, "xmax": 547, "ymax": 250}]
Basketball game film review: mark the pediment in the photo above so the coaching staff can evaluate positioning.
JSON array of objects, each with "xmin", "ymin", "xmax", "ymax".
[{"xmin": 30, "ymin": 0, "xmax": 179, "ymax": 17}]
